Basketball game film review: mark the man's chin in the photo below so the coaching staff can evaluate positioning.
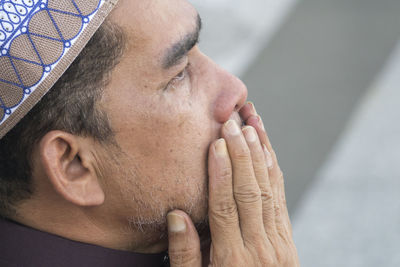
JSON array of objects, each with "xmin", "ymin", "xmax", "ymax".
[
  {"xmin": 171, "ymin": 199, "xmax": 209, "ymax": 231},
  {"xmin": 128, "ymin": 192, "xmax": 209, "ymax": 230},
  {"xmin": 125, "ymin": 206, "xmax": 210, "ymax": 254}
]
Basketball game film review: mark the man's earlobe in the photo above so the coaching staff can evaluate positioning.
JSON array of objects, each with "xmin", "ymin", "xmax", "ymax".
[{"xmin": 39, "ymin": 131, "xmax": 105, "ymax": 207}]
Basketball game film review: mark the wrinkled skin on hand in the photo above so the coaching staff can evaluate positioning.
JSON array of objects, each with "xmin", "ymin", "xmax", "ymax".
[{"xmin": 167, "ymin": 102, "xmax": 300, "ymax": 267}]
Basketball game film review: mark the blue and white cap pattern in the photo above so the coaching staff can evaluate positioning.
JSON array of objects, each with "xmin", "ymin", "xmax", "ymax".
[{"xmin": 0, "ymin": 0, "xmax": 119, "ymax": 138}]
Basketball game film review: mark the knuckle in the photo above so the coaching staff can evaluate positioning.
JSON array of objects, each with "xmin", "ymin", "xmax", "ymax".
[
  {"xmin": 213, "ymin": 252, "xmax": 247, "ymax": 267},
  {"xmin": 247, "ymin": 243, "xmax": 277, "ymax": 267},
  {"xmin": 251, "ymin": 151, "xmax": 265, "ymax": 162},
  {"xmin": 244, "ymin": 229, "xmax": 266, "ymax": 246},
  {"xmin": 231, "ymin": 146, "xmax": 251, "ymax": 160},
  {"xmin": 234, "ymin": 183, "xmax": 261, "ymax": 204},
  {"xmin": 209, "ymin": 198, "xmax": 238, "ymax": 221},
  {"xmin": 253, "ymin": 161, "xmax": 269, "ymax": 176},
  {"xmin": 261, "ymin": 254, "xmax": 278, "ymax": 266},
  {"xmin": 274, "ymin": 246, "xmax": 290, "ymax": 265},
  {"xmin": 218, "ymin": 166, "xmax": 232, "ymax": 180},
  {"xmin": 279, "ymin": 227, "xmax": 291, "ymax": 244},
  {"xmin": 259, "ymin": 186, "xmax": 274, "ymax": 203}
]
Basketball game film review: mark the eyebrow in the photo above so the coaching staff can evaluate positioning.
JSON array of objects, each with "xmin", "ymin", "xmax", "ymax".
[{"xmin": 162, "ymin": 14, "xmax": 202, "ymax": 69}]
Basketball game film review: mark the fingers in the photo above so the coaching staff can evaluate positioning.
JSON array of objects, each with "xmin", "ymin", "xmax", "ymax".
[
  {"xmin": 205, "ymin": 104, "xmax": 299, "ymax": 265},
  {"xmin": 239, "ymin": 101, "xmax": 257, "ymax": 123},
  {"xmin": 167, "ymin": 210, "xmax": 202, "ymax": 267},
  {"xmin": 246, "ymin": 114, "xmax": 272, "ymax": 153},
  {"xmin": 241, "ymin": 102, "xmax": 292, "ymax": 238},
  {"xmin": 242, "ymin": 126, "xmax": 276, "ymax": 235},
  {"xmin": 220, "ymin": 121, "xmax": 266, "ymax": 243},
  {"xmin": 208, "ymin": 139, "xmax": 243, "ymax": 247}
]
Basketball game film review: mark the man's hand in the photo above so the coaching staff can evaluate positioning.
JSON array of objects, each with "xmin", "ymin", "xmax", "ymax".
[{"xmin": 167, "ymin": 103, "xmax": 300, "ymax": 267}]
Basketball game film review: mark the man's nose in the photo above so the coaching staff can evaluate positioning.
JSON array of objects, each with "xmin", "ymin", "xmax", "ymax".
[{"xmin": 213, "ymin": 67, "xmax": 248, "ymax": 124}]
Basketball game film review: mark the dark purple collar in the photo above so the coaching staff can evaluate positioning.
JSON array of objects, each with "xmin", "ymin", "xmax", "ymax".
[{"xmin": 0, "ymin": 217, "xmax": 169, "ymax": 267}]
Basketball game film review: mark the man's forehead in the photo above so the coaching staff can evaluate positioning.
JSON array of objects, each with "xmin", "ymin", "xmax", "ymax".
[{"xmin": 110, "ymin": 0, "xmax": 198, "ymax": 54}]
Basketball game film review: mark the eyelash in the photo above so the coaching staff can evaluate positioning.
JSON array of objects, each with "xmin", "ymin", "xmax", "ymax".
[{"xmin": 164, "ymin": 63, "xmax": 191, "ymax": 90}]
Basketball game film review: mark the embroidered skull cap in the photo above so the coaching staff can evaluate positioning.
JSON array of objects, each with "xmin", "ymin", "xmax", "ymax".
[{"xmin": 0, "ymin": 0, "xmax": 119, "ymax": 139}]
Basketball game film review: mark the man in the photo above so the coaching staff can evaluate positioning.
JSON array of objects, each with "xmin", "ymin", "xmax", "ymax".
[{"xmin": 0, "ymin": 0, "xmax": 299, "ymax": 266}]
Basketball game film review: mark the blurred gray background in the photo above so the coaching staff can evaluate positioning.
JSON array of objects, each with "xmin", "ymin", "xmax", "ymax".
[{"xmin": 190, "ymin": 0, "xmax": 400, "ymax": 266}]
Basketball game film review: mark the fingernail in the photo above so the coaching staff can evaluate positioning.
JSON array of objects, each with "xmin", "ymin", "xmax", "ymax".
[
  {"xmin": 225, "ymin": 120, "xmax": 240, "ymax": 135},
  {"xmin": 263, "ymin": 144, "xmax": 273, "ymax": 168},
  {"xmin": 215, "ymin": 139, "xmax": 228, "ymax": 156},
  {"xmin": 167, "ymin": 212, "xmax": 186, "ymax": 233},
  {"xmin": 242, "ymin": 126, "xmax": 257, "ymax": 143},
  {"xmin": 247, "ymin": 101, "xmax": 257, "ymax": 115}
]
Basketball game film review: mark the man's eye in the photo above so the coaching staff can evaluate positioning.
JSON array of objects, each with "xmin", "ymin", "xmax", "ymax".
[
  {"xmin": 164, "ymin": 63, "xmax": 190, "ymax": 90},
  {"xmin": 173, "ymin": 64, "xmax": 189, "ymax": 82},
  {"xmin": 174, "ymin": 70, "xmax": 186, "ymax": 81}
]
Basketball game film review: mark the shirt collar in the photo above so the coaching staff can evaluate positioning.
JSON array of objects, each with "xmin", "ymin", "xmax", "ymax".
[{"xmin": 0, "ymin": 217, "xmax": 169, "ymax": 267}]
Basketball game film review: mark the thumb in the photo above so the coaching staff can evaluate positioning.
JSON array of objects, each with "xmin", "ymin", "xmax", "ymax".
[{"xmin": 167, "ymin": 210, "xmax": 202, "ymax": 267}]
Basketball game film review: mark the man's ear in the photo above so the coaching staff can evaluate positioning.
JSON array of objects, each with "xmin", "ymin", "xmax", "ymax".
[{"xmin": 39, "ymin": 131, "xmax": 105, "ymax": 207}]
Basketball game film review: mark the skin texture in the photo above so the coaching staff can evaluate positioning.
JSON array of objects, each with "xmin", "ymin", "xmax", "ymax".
[
  {"xmin": 93, "ymin": 0, "xmax": 247, "ymax": 250},
  {"xmin": 167, "ymin": 104, "xmax": 300, "ymax": 266},
  {"xmin": 98, "ymin": 0, "xmax": 247, "ymax": 228},
  {"xmin": 15, "ymin": 0, "xmax": 246, "ymax": 254},
  {"xmin": 13, "ymin": 0, "xmax": 300, "ymax": 263}
]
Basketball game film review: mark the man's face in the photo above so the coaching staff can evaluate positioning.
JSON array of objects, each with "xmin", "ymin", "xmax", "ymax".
[{"xmin": 97, "ymin": 0, "xmax": 247, "ymax": 231}]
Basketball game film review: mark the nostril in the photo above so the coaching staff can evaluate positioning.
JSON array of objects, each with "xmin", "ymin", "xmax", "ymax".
[{"xmin": 234, "ymin": 104, "xmax": 240, "ymax": 111}]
